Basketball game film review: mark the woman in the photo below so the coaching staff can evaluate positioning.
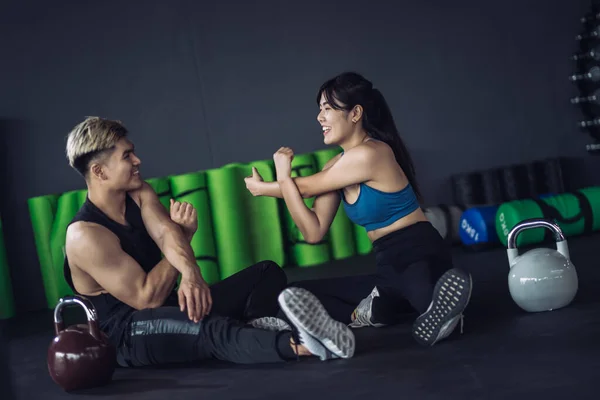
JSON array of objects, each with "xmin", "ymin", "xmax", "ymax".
[{"xmin": 244, "ymin": 72, "xmax": 472, "ymax": 346}]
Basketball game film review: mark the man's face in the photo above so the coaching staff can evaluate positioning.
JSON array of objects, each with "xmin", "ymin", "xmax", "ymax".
[{"xmin": 95, "ymin": 138, "xmax": 143, "ymax": 191}]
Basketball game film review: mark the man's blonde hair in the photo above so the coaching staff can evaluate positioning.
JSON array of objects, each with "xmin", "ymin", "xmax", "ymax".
[{"xmin": 66, "ymin": 116, "xmax": 128, "ymax": 176}]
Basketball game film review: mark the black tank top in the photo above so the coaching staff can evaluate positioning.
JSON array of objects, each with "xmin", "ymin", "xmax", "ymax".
[{"xmin": 63, "ymin": 194, "xmax": 178, "ymax": 347}]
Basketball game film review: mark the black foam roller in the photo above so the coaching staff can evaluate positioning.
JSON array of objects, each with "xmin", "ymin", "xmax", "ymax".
[
  {"xmin": 501, "ymin": 165, "xmax": 530, "ymax": 201},
  {"xmin": 541, "ymin": 158, "xmax": 566, "ymax": 194},
  {"xmin": 452, "ymin": 172, "xmax": 484, "ymax": 205},
  {"xmin": 480, "ymin": 168, "xmax": 504, "ymax": 204}
]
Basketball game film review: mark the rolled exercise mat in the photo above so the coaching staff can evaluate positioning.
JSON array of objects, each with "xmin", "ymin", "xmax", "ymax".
[
  {"xmin": 495, "ymin": 187, "xmax": 600, "ymax": 247},
  {"xmin": 524, "ymin": 162, "xmax": 542, "ymax": 198},
  {"xmin": 49, "ymin": 190, "xmax": 87, "ymax": 301},
  {"xmin": 424, "ymin": 205, "xmax": 464, "ymax": 244},
  {"xmin": 28, "ymin": 194, "xmax": 59, "ymax": 308},
  {"xmin": 243, "ymin": 160, "xmax": 286, "ymax": 266},
  {"xmin": 480, "ymin": 168, "xmax": 504, "ymax": 205},
  {"xmin": 500, "ymin": 164, "xmax": 532, "ymax": 201},
  {"xmin": 0, "ymin": 216, "xmax": 15, "ymax": 319},
  {"xmin": 28, "ymin": 189, "xmax": 85, "ymax": 308},
  {"xmin": 283, "ymin": 153, "xmax": 331, "ymax": 267},
  {"xmin": 206, "ymin": 164, "xmax": 253, "ymax": 279},
  {"xmin": 459, "ymin": 193, "xmax": 556, "ymax": 248},
  {"xmin": 312, "ymin": 147, "xmax": 356, "ymax": 260},
  {"xmin": 535, "ymin": 158, "xmax": 566, "ymax": 195},
  {"xmin": 206, "ymin": 161, "xmax": 285, "ymax": 279},
  {"xmin": 170, "ymin": 171, "xmax": 220, "ymax": 285},
  {"xmin": 146, "ymin": 176, "xmax": 172, "ymax": 210},
  {"xmin": 451, "ymin": 172, "xmax": 484, "ymax": 206}
]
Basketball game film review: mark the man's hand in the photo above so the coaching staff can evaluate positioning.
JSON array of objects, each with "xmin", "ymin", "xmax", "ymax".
[
  {"xmin": 178, "ymin": 268, "xmax": 212, "ymax": 323},
  {"xmin": 274, "ymin": 147, "xmax": 294, "ymax": 182},
  {"xmin": 170, "ymin": 199, "xmax": 198, "ymax": 241},
  {"xmin": 244, "ymin": 167, "xmax": 264, "ymax": 197}
]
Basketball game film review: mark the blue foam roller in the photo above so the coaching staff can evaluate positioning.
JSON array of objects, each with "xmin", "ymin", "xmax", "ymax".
[{"xmin": 459, "ymin": 205, "xmax": 500, "ymax": 245}]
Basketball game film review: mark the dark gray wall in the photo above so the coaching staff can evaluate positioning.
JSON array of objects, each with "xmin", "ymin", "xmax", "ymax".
[{"xmin": 1, "ymin": 0, "xmax": 598, "ymax": 314}]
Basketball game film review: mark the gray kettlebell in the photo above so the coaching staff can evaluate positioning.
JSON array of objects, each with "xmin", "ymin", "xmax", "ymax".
[{"xmin": 506, "ymin": 218, "xmax": 578, "ymax": 312}]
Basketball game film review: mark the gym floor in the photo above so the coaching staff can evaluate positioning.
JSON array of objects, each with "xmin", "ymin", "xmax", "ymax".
[{"xmin": 2, "ymin": 233, "xmax": 599, "ymax": 400}]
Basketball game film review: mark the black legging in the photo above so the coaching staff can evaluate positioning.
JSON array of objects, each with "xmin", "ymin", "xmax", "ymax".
[
  {"xmin": 281, "ymin": 221, "xmax": 453, "ymax": 325},
  {"xmin": 116, "ymin": 261, "xmax": 296, "ymax": 367}
]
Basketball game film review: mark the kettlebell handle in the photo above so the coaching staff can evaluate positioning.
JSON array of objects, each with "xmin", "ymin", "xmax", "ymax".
[
  {"xmin": 53, "ymin": 295, "xmax": 102, "ymax": 341},
  {"xmin": 506, "ymin": 218, "xmax": 570, "ymax": 266}
]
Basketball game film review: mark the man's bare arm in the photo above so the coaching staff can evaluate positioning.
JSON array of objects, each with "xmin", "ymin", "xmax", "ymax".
[
  {"xmin": 130, "ymin": 184, "xmax": 210, "ymax": 321},
  {"xmin": 136, "ymin": 183, "xmax": 199, "ymax": 280},
  {"xmin": 66, "ymin": 223, "xmax": 181, "ymax": 310}
]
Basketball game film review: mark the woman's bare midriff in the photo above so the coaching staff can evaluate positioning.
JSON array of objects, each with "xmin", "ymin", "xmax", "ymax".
[{"xmin": 366, "ymin": 207, "xmax": 429, "ymax": 242}]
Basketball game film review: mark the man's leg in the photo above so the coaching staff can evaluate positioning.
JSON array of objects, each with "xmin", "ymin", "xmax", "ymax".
[
  {"xmin": 209, "ymin": 260, "xmax": 287, "ymax": 321},
  {"xmin": 117, "ymin": 307, "xmax": 297, "ymax": 367},
  {"xmin": 117, "ymin": 297, "xmax": 356, "ymax": 367}
]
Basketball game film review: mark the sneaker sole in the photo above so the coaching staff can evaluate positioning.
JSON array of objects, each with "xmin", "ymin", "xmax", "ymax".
[
  {"xmin": 249, "ymin": 317, "xmax": 291, "ymax": 332},
  {"xmin": 278, "ymin": 287, "xmax": 355, "ymax": 359},
  {"xmin": 412, "ymin": 268, "xmax": 473, "ymax": 346}
]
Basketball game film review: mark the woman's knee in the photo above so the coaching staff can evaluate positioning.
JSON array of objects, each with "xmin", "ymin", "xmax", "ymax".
[{"xmin": 259, "ymin": 260, "xmax": 287, "ymax": 287}]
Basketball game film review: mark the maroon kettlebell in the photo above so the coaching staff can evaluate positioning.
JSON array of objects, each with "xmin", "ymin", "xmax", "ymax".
[{"xmin": 47, "ymin": 295, "xmax": 116, "ymax": 392}]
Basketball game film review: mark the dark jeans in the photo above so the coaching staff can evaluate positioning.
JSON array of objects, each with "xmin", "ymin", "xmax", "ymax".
[
  {"xmin": 116, "ymin": 260, "xmax": 295, "ymax": 367},
  {"xmin": 282, "ymin": 222, "xmax": 454, "ymax": 325}
]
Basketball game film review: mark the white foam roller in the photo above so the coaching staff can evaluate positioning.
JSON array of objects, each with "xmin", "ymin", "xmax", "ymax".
[{"xmin": 424, "ymin": 205, "xmax": 463, "ymax": 244}]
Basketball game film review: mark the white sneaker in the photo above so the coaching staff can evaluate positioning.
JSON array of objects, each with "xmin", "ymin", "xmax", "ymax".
[
  {"xmin": 412, "ymin": 268, "xmax": 472, "ymax": 346},
  {"xmin": 349, "ymin": 286, "xmax": 386, "ymax": 328},
  {"xmin": 278, "ymin": 287, "xmax": 356, "ymax": 361}
]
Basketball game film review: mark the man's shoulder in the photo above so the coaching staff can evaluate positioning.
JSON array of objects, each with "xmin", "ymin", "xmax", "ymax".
[
  {"xmin": 128, "ymin": 181, "xmax": 156, "ymax": 207},
  {"xmin": 66, "ymin": 221, "xmax": 118, "ymax": 251}
]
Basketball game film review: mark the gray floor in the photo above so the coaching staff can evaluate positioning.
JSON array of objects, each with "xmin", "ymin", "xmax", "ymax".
[{"xmin": 3, "ymin": 233, "xmax": 600, "ymax": 399}]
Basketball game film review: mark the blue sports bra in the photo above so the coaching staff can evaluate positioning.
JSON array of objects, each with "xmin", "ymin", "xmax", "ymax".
[{"xmin": 340, "ymin": 182, "xmax": 420, "ymax": 231}]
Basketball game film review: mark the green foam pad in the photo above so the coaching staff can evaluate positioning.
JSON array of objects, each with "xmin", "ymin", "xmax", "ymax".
[
  {"xmin": 146, "ymin": 176, "xmax": 172, "ymax": 210},
  {"xmin": 170, "ymin": 171, "xmax": 220, "ymax": 285},
  {"xmin": 28, "ymin": 190, "xmax": 86, "ymax": 308},
  {"xmin": 206, "ymin": 160, "xmax": 285, "ymax": 279},
  {"xmin": 496, "ymin": 187, "xmax": 600, "ymax": 247}
]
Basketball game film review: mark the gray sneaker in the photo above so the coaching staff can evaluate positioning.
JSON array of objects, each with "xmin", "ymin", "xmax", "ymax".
[
  {"xmin": 249, "ymin": 317, "xmax": 291, "ymax": 332},
  {"xmin": 349, "ymin": 286, "xmax": 386, "ymax": 328},
  {"xmin": 278, "ymin": 287, "xmax": 355, "ymax": 361},
  {"xmin": 412, "ymin": 268, "xmax": 472, "ymax": 346}
]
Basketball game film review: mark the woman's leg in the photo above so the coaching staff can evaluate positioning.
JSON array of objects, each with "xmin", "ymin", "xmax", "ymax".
[
  {"xmin": 282, "ymin": 274, "xmax": 381, "ymax": 325},
  {"xmin": 375, "ymin": 251, "xmax": 472, "ymax": 346},
  {"xmin": 208, "ymin": 260, "xmax": 287, "ymax": 321},
  {"xmin": 352, "ymin": 221, "xmax": 473, "ymax": 339},
  {"xmin": 411, "ymin": 267, "xmax": 472, "ymax": 346}
]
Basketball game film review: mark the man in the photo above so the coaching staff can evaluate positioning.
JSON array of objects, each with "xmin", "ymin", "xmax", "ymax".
[{"xmin": 63, "ymin": 116, "xmax": 355, "ymax": 368}]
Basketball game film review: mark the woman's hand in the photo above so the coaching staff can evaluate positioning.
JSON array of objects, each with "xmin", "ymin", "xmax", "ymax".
[
  {"xmin": 244, "ymin": 167, "xmax": 264, "ymax": 196},
  {"xmin": 274, "ymin": 147, "xmax": 294, "ymax": 182}
]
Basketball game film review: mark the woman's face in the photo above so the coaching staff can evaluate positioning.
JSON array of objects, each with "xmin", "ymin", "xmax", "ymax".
[{"xmin": 316, "ymin": 93, "xmax": 355, "ymax": 146}]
